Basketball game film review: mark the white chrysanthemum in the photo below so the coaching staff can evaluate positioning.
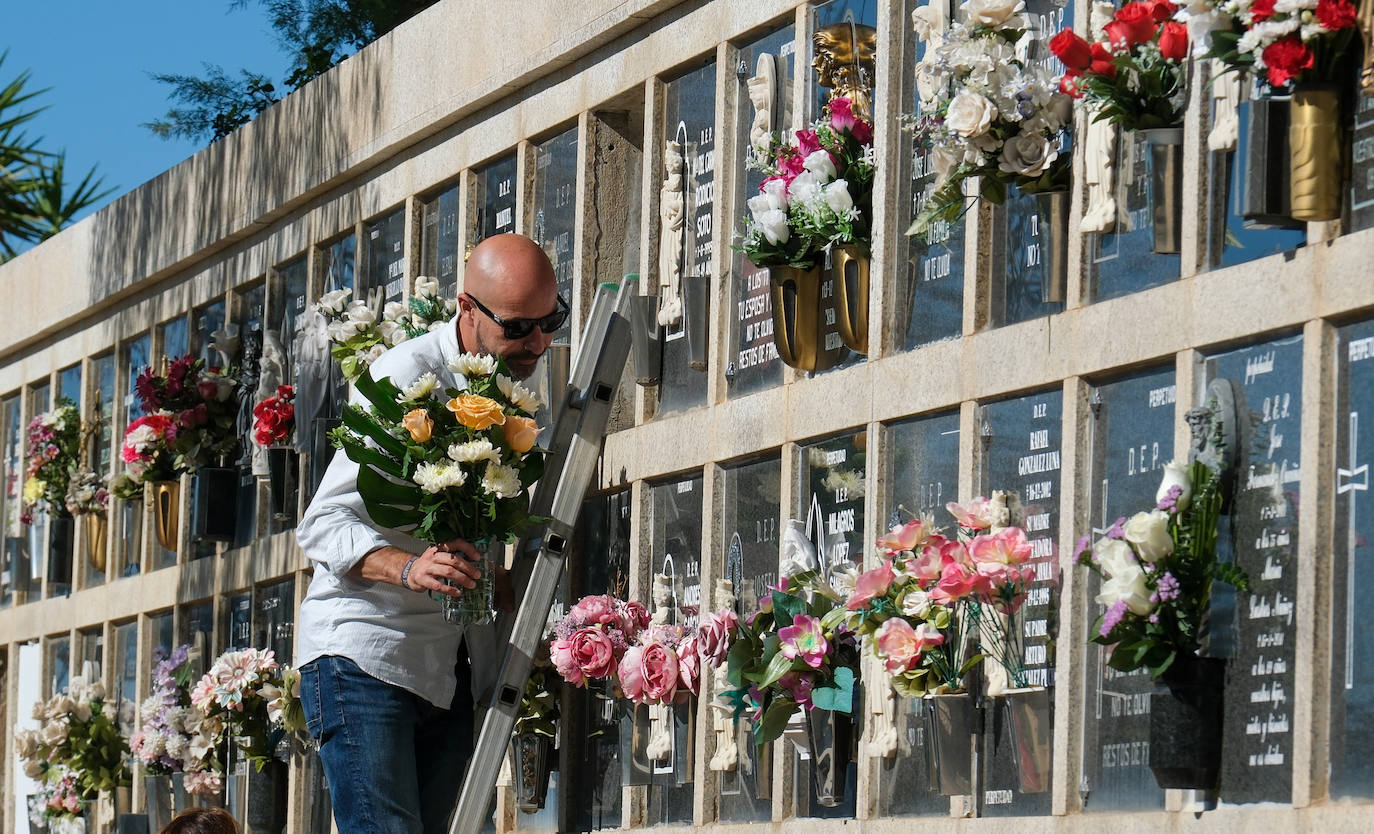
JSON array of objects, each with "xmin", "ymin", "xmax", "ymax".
[
  {"xmin": 402, "ymin": 373, "xmax": 440, "ymax": 400},
  {"xmin": 496, "ymin": 375, "xmax": 543, "ymax": 413},
  {"xmin": 447, "ymin": 438, "xmax": 500, "ymax": 465},
  {"xmin": 481, "ymin": 462, "xmax": 522, "ymax": 498},
  {"xmin": 413, "ymin": 461, "xmax": 468, "ymax": 494},
  {"xmin": 448, "ymin": 352, "xmax": 498, "ymax": 377},
  {"xmin": 164, "ymin": 733, "xmax": 189, "ymax": 762}
]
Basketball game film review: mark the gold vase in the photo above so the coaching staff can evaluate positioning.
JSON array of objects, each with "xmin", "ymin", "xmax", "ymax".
[
  {"xmin": 85, "ymin": 513, "xmax": 108, "ymax": 573},
  {"xmin": 152, "ymin": 480, "xmax": 180, "ymax": 552},
  {"xmin": 1289, "ymin": 86, "xmax": 1343, "ymax": 222},
  {"xmin": 768, "ymin": 264, "xmax": 845, "ymax": 373},
  {"xmin": 830, "ymin": 245, "xmax": 869, "ymax": 355}
]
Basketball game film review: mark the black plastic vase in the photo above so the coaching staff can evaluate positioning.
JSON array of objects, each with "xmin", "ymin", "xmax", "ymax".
[{"xmin": 1148, "ymin": 655, "xmax": 1226, "ymax": 790}]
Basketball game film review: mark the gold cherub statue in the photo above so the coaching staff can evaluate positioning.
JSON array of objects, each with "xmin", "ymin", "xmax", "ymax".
[{"xmin": 812, "ymin": 21, "xmax": 878, "ymax": 121}]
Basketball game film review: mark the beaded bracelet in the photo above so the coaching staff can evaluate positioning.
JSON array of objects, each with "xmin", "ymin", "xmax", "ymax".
[{"xmin": 400, "ymin": 555, "xmax": 420, "ymax": 590}]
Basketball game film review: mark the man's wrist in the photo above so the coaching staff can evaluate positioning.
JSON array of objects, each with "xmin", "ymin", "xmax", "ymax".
[{"xmin": 399, "ymin": 555, "xmax": 421, "ymax": 590}]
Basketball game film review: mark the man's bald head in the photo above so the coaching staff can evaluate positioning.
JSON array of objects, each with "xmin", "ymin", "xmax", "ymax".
[{"xmin": 457, "ymin": 234, "xmax": 561, "ymax": 379}]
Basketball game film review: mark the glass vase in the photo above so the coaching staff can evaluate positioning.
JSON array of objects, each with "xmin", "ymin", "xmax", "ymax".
[{"xmin": 436, "ymin": 539, "xmax": 497, "ymax": 626}]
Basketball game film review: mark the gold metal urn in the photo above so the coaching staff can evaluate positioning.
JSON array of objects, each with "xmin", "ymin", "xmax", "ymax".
[
  {"xmin": 1288, "ymin": 86, "xmax": 1344, "ymax": 222},
  {"xmin": 85, "ymin": 512, "xmax": 108, "ymax": 573},
  {"xmin": 152, "ymin": 480, "xmax": 180, "ymax": 553},
  {"xmin": 768, "ymin": 264, "xmax": 846, "ymax": 373},
  {"xmin": 829, "ymin": 244, "xmax": 869, "ymax": 355}
]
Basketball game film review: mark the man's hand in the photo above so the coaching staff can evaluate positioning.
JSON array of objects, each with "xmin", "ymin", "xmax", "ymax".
[{"xmin": 351, "ymin": 538, "xmax": 484, "ymax": 595}]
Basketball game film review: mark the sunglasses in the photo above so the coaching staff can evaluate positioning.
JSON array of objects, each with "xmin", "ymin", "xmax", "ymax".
[{"xmin": 464, "ymin": 293, "xmax": 570, "ymax": 340}]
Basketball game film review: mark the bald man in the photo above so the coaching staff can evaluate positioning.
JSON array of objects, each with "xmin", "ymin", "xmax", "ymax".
[{"xmin": 295, "ymin": 234, "xmax": 563, "ymax": 833}]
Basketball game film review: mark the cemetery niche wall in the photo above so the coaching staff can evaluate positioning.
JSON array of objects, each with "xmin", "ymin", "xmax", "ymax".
[{"xmin": 0, "ymin": 1, "xmax": 1372, "ymax": 833}]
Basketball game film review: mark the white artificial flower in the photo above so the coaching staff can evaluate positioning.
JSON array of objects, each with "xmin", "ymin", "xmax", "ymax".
[
  {"xmin": 496, "ymin": 374, "xmax": 543, "ymax": 413},
  {"xmin": 101, "ymin": 701, "xmax": 117, "ymax": 721},
  {"xmin": 71, "ymin": 700, "xmax": 92, "ymax": 723},
  {"xmin": 480, "ymin": 462, "xmax": 522, "ymax": 498},
  {"xmin": 802, "ymin": 149, "xmax": 838, "ymax": 179},
  {"xmin": 14, "ymin": 729, "xmax": 37, "ymax": 759},
  {"xmin": 40, "ymin": 718, "xmax": 70, "ymax": 746},
  {"xmin": 1273, "ymin": 0, "xmax": 1316, "ymax": 13},
  {"xmin": 1095, "ymin": 537, "xmax": 1137, "ymax": 579},
  {"xmin": 755, "ymin": 209, "xmax": 790, "ymax": 245},
  {"xmin": 316, "ymin": 288, "xmax": 351, "ymax": 315},
  {"xmin": 364, "ymin": 344, "xmax": 387, "ymax": 364},
  {"xmin": 164, "ymin": 733, "xmax": 189, "ymax": 762},
  {"xmin": 762, "ymin": 177, "xmax": 789, "ymax": 210},
  {"xmin": 960, "ymin": 0, "xmax": 1026, "ymax": 28},
  {"xmin": 998, "ymin": 132, "xmax": 1058, "ymax": 177},
  {"xmin": 447, "ymin": 438, "xmax": 500, "ymax": 465},
  {"xmin": 828, "ymin": 563, "xmax": 859, "ymax": 598},
  {"xmin": 402, "ymin": 373, "xmax": 440, "ymax": 400},
  {"xmin": 428, "ymin": 320, "xmax": 446, "ymax": 333},
  {"xmin": 747, "ymin": 193, "xmax": 772, "ymax": 220},
  {"xmin": 930, "ymin": 144, "xmax": 960, "ymax": 183},
  {"xmin": 448, "ymin": 352, "xmax": 498, "ymax": 378},
  {"xmin": 945, "ymin": 89, "xmax": 999, "ymax": 138},
  {"xmin": 1156, "ymin": 460, "xmax": 1193, "ymax": 512},
  {"xmin": 900, "ymin": 588, "xmax": 932, "ymax": 619},
  {"xmin": 383, "ymin": 301, "xmax": 408, "ymax": 321},
  {"xmin": 47, "ymin": 694, "xmax": 77, "ymax": 720},
  {"xmin": 1123, "ymin": 510, "xmax": 1175, "ymax": 563},
  {"xmin": 377, "ymin": 320, "xmax": 404, "ymax": 347},
  {"xmin": 326, "ymin": 320, "xmax": 356, "ymax": 345},
  {"xmin": 413, "ymin": 275, "xmax": 440, "ymax": 298},
  {"xmin": 823, "ymin": 180, "xmax": 854, "ymax": 215},
  {"xmin": 412, "ymin": 461, "xmax": 467, "ymax": 494},
  {"xmin": 1095, "ymin": 552, "xmax": 1154, "ymax": 616},
  {"xmin": 23, "ymin": 759, "xmax": 44, "ymax": 779},
  {"xmin": 189, "ymin": 728, "xmax": 218, "ymax": 761},
  {"xmin": 345, "ymin": 301, "xmax": 377, "ymax": 329}
]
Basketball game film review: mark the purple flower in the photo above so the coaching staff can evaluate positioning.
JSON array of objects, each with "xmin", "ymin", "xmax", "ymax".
[
  {"xmin": 1154, "ymin": 571, "xmax": 1180, "ymax": 602},
  {"xmin": 1157, "ymin": 484, "xmax": 1184, "ymax": 512},
  {"xmin": 1148, "ymin": 614, "xmax": 1159, "ymax": 624},
  {"xmin": 1099, "ymin": 599, "xmax": 1128, "ymax": 637},
  {"xmin": 1106, "ymin": 517, "xmax": 1126, "ymax": 540},
  {"xmin": 1073, "ymin": 535, "xmax": 1092, "ymax": 562}
]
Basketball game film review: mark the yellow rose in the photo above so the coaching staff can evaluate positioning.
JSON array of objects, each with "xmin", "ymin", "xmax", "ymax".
[
  {"xmin": 502, "ymin": 416, "xmax": 542, "ymax": 454},
  {"xmin": 401, "ymin": 408, "xmax": 434, "ymax": 443},
  {"xmin": 446, "ymin": 394, "xmax": 507, "ymax": 431}
]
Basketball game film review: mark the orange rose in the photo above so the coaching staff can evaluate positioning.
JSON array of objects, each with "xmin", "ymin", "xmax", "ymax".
[
  {"xmin": 502, "ymin": 416, "xmax": 542, "ymax": 454},
  {"xmin": 402, "ymin": 408, "xmax": 434, "ymax": 443},
  {"xmin": 446, "ymin": 394, "xmax": 507, "ymax": 431}
]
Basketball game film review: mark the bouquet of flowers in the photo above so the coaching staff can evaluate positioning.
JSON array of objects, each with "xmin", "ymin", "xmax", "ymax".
[
  {"xmin": 1187, "ymin": 0, "xmax": 1360, "ymax": 86},
  {"xmin": 64, "ymin": 468, "xmax": 109, "ymax": 517},
  {"xmin": 330, "ymin": 353, "xmax": 545, "ymax": 547},
  {"xmin": 122, "ymin": 355, "xmax": 240, "ymax": 483},
  {"xmin": 908, "ymin": 0, "xmax": 1075, "ymax": 238},
  {"xmin": 20, "ymin": 398, "xmax": 81, "ymax": 524},
  {"xmin": 1051, "ymin": 1, "xmax": 1191, "ymax": 129},
  {"xmin": 549, "ymin": 594, "xmax": 650, "ymax": 688},
  {"xmin": 740, "ymin": 96, "xmax": 876, "ymax": 269},
  {"xmin": 1077, "ymin": 459, "xmax": 1249, "ymax": 677},
  {"xmin": 315, "ymin": 275, "xmax": 456, "ymax": 382},
  {"xmin": 130, "ymin": 645, "xmax": 226, "ymax": 795},
  {"xmin": 27, "ymin": 768, "xmax": 86, "ymax": 825},
  {"xmin": 720, "ymin": 566, "xmax": 860, "ymax": 744},
  {"xmin": 252, "ymin": 384, "xmax": 295, "ymax": 448},
  {"xmin": 189, "ymin": 648, "xmax": 305, "ymax": 771},
  {"xmin": 15, "ymin": 676, "xmax": 131, "ymax": 797}
]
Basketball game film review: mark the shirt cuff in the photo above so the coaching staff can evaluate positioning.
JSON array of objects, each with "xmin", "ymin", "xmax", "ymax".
[{"xmin": 329, "ymin": 525, "xmax": 393, "ymax": 578}]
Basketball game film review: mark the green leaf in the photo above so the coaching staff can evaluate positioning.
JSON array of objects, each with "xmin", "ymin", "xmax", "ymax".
[
  {"xmin": 772, "ymin": 591, "xmax": 805, "ymax": 627},
  {"xmin": 820, "ymin": 605, "xmax": 850, "ymax": 634},
  {"xmin": 756, "ymin": 649, "xmax": 799, "ymax": 689},
  {"xmin": 811, "ymin": 666, "xmax": 855, "ymax": 712},
  {"xmin": 341, "ymin": 406, "xmax": 409, "ymax": 460},
  {"xmin": 354, "ymin": 370, "xmax": 407, "ymax": 422},
  {"xmin": 335, "ymin": 433, "xmax": 409, "ymax": 479},
  {"xmin": 755, "ymin": 698, "xmax": 799, "ymax": 745},
  {"xmin": 357, "ymin": 463, "xmax": 422, "ymax": 506}
]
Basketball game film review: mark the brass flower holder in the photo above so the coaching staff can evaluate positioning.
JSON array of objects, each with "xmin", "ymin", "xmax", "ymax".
[
  {"xmin": 1142, "ymin": 128, "xmax": 1184, "ymax": 254},
  {"xmin": 768, "ymin": 264, "xmax": 845, "ymax": 373},
  {"xmin": 152, "ymin": 480, "xmax": 180, "ymax": 552},
  {"xmin": 85, "ymin": 512, "xmax": 108, "ymax": 574},
  {"xmin": 830, "ymin": 245, "xmax": 869, "ymax": 355},
  {"xmin": 1289, "ymin": 85, "xmax": 1343, "ymax": 222}
]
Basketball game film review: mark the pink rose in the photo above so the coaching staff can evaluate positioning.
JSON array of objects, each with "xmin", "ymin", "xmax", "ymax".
[
  {"xmin": 618, "ymin": 643, "xmax": 680, "ymax": 704},
  {"xmin": 874, "ymin": 617, "xmax": 944, "ymax": 674},
  {"xmin": 697, "ymin": 608, "xmax": 738, "ymax": 667},
  {"xmin": 676, "ymin": 636, "xmax": 701, "ymax": 696},
  {"xmin": 968, "ymin": 527, "xmax": 1033, "ymax": 567},
  {"xmin": 569, "ymin": 595, "xmax": 619, "ymax": 627},
  {"xmin": 846, "ymin": 560, "xmax": 895, "ymax": 610},
  {"xmin": 827, "ymin": 96, "xmax": 873, "ymax": 144},
  {"xmin": 794, "ymin": 128, "xmax": 821, "ymax": 158},
  {"xmin": 931, "ymin": 559, "xmax": 990, "ymax": 606},
  {"xmin": 947, "ymin": 497, "xmax": 995, "ymax": 530},
  {"xmin": 909, "ymin": 537, "xmax": 958, "ymax": 587},
  {"xmin": 569, "ymin": 627, "xmax": 617, "ymax": 680},
  {"xmin": 618, "ymin": 600, "xmax": 651, "ymax": 635},
  {"xmin": 877, "ymin": 519, "xmax": 930, "ymax": 554}
]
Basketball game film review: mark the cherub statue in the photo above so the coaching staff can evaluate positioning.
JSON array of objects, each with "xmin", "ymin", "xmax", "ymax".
[
  {"xmin": 746, "ymin": 54, "xmax": 776, "ymax": 154},
  {"xmin": 1208, "ymin": 60, "xmax": 1242, "ymax": 153},
  {"xmin": 657, "ymin": 140, "xmax": 686, "ymax": 326}
]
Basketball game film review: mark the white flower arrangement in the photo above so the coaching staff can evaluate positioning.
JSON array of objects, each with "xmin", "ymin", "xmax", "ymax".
[{"xmin": 314, "ymin": 276, "xmax": 457, "ymax": 381}]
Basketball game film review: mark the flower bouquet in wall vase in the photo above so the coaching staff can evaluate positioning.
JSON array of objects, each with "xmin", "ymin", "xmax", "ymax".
[
  {"xmin": 1076, "ymin": 455, "xmax": 1248, "ymax": 791},
  {"xmin": 21, "ymin": 397, "xmax": 81, "ymax": 585},
  {"xmin": 907, "ymin": 0, "xmax": 1076, "ymax": 276},
  {"xmin": 1189, "ymin": 0, "xmax": 1362, "ymax": 220},
  {"xmin": 739, "ymin": 95, "xmax": 876, "ymax": 367},
  {"xmin": 1052, "ymin": 0, "xmax": 1192, "ymax": 252},
  {"xmin": 331, "ymin": 353, "xmax": 546, "ymax": 626}
]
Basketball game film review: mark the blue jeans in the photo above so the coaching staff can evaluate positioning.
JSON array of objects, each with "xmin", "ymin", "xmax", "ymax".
[{"xmin": 300, "ymin": 653, "xmax": 473, "ymax": 834}]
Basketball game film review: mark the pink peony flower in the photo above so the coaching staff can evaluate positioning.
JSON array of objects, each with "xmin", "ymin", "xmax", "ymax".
[
  {"xmin": 676, "ymin": 636, "xmax": 701, "ymax": 697},
  {"xmin": 846, "ymin": 560, "xmax": 895, "ymax": 610},
  {"xmin": 778, "ymin": 614, "xmax": 829, "ymax": 669},
  {"xmin": 696, "ymin": 608, "xmax": 738, "ymax": 667},
  {"xmin": 559, "ymin": 626, "xmax": 618, "ymax": 684},
  {"xmin": 619, "ymin": 600, "xmax": 651, "ymax": 635},
  {"xmin": 968, "ymin": 527, "xmax": 1033, "ymax": 567},
  {"xmin": 618, "ymin": 643, "xmax": 680, "ymax": 704},
  {"xmin": 877, "ymin": 519, "xmax": 930, "ymax": 554},
  {"xmin": 874, "ymin": 617, "xmax": 944, "ymax": 674},
  {"xmin": 931, "ymin": 558, "xmax": 990, "ymax": 606},
  {"xmin": 570, "ymin": 595, "xmax": 620, "ymax": 627},
  {"xmin": 947, "ymin": 497, "xmax": 995, "ymax": 530}
]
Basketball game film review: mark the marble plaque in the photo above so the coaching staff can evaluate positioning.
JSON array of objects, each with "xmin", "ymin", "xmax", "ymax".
[
  {"xmin": 980, "ymin": 390, "xmax": 1061, "ymax": 816},
  {"xmin": 1209, "ymin": 98, "xmax": 1306, "ymax": 269},
  {"xmin": 1351, "ymin": 89, "xmax": 1374, "ymax": 233},
  {"xmin": 728, "ymin": 25, "xmax": 794, "ymax": 397},
  {"xmin": 1080, "ymin": 367, "xmax": 1177, "ymax": 812},
  {"xmin": 1332, "ymin": 319, "xmax": 1374, "ymax": 798},
  {"xmin": 1205, "ymin": 334, "xmax": 1302, "ymax": 804},
  {"xmin": 1088, "ymin": 130, "xmax": 1181, "ymax": 302},
  {"xmin": 533, "ymin": 128, "xmax": 579, "ymax": 345},
  {"xmin": 475, "ymin": 154, "xmax": 518, "ymax": 245},
  {"xmin": 363, "ymin": 208, "xmax": 407, "ymax": 303}
]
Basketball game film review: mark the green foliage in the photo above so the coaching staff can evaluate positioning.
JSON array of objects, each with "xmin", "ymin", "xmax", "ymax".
[
  {"xmin": 147, "ymin": 1, "xmax": 440, "ymax": 143},
  {"xmin": 0, "ymin": 52, "xmax": 113, "ymax": 261}
]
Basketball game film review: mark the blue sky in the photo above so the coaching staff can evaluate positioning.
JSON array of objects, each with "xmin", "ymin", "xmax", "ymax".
[{"xmin": 5, "ymin": 2, "xmax": 290, "ymax": 223}]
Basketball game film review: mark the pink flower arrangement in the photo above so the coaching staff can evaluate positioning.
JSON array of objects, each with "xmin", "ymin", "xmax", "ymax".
[
  {"xmin": 191, "ymin": 648, "xmax": 299, "ymax": 770},
  {"xmin": 696, "ymin": 608, "xmax": 738, "ymax": 667},
  {"xmin": 121, "ymin": 354, "xmax": 241, "ymax": 484},
  {"xmin": 778, "ymin": 614, "xmax": 830, "ymax": 669}
]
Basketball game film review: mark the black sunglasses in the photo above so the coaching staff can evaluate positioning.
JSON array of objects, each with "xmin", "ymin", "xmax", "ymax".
[{"xmin": 464, "ymin": 293, "xmax": 569, "ymax": 339}]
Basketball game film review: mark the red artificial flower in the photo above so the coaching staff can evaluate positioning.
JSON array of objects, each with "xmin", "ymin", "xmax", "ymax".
[
  {"xmin": 1249, "ymin": 0, "xmax": 1277, "ymax": 21},
  {"xmin": 1149, "ymin": 0, "xmax": 1179, "ymax": 21},
  {"xmin": 827, "ymin": 96, "xmax": 873, "ymax": 144},
  {"xmin": 1262, "ymin": 35, "xmax": 1314, "ymax": 87},
  {"xmin": 1089, "ymin": 42, "xmax": 1118, "ymax": 77},
  {"xmin": 1049, "ymin": 28, "xmax": 1094, "ymax": 70},
  {"xmin": 1158, "ymin": 21, "xmax": 1189, "ymax": 61},
  {"xmin": 1111, "ymin": 1, "xmax": 1160, "ymax": 47},
  {"xmin": 1059, "ymin": 69, "xmax": 1085, "ymax": 98},
  {"xmin": 1315, "ymin": 0, "xmax": 1357, "ymax": 31}
]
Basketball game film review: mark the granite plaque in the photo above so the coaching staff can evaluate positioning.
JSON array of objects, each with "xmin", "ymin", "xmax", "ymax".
[
  {"xmin": 980, "ymin": 390, "xmax": 1061, "ymax": 816},
  {"xmin": 1330, "ymin": 320, "xmax": 1374, "ymax": 798},
  {"xmin": 718, "ymin": 457, "xmax": 782, "ymax": 823},
  {"xmin": 277, "ymin": 257, "xmax": 309, "ymax": 387},
  {"xmin": 728, "ymin": 24, "xmax": 794, "ymax": 397},
  {"xmin": 1351, "ymin": 89, "xmax": 1374, "ymax": 233},
  {"xmin": 475, "ymin": 154, "xmax": 517, "ymax": 246},
  {"xmin": 255, "ymin": 579, "xmax": 295, "ymax": 665},
  {"xmin": 1209, "ymin": 99, "xmax": 1305, "ymax": 269},
  {"xmin": 878, "ymin": 410, "xmax": 961, "ymax": 817},
  {"xmin": 1080, "ymin": 367, "xmax": 1176, "ymax": 812},
  {"xmin": 363, "ymin": 208, "xmax": 407, "ymax": 303},
  {"xmin": 660, "ymin": 61, "xmax": 716, "ymax": 415},
  {"xmin": 1205, "ymin": 334, "xmax": 1302, "ymax": 804},
  {"xmin": 533, "ymin": 128, "xmax": 579, "ymax": 345},
  {"xmin": 1088, "ymin": 130, "xmax": 1181, "ymax": 302},
  {"xmin": 421, "ymin": 186, "xmax": 461, "ymax": 299}
]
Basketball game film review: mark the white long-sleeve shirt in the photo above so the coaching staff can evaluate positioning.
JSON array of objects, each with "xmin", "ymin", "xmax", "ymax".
[{"xmin": 295, "ymin": 322, "xmax": 499, "ymax": 708}]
